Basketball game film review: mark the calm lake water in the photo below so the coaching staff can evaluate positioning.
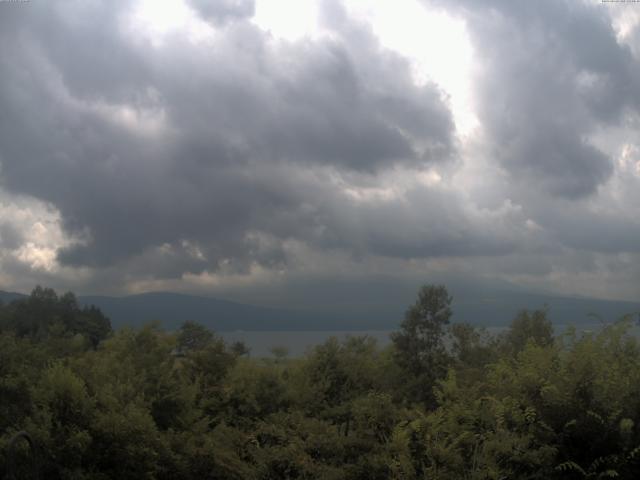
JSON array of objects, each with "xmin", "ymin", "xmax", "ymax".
[{"xmin": 220, "ymin": 323, "xmax": 632, "ymax": 357}]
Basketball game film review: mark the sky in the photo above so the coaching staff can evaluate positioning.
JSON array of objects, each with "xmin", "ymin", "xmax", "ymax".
[{"xmin": 0, "ymin": 0, "xmax": 639, "ymax": 307}]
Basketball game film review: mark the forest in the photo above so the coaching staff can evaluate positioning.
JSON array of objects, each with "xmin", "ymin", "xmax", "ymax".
[{"xmin": 1, "ymin": 285, "xmax": 640, "ymax": 479}]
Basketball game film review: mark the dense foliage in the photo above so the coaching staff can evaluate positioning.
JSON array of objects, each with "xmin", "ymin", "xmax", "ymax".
[{"xmin": 1, "ymin": 285, "xmax": 640, "ymax": 479}]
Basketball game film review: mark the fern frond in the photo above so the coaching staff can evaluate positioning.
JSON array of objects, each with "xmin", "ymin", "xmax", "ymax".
[{"xmin": 556, "ymin": 460, "xmax": 586, "ymax": 476}]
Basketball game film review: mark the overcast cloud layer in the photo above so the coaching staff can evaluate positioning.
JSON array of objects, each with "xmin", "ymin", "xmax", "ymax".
[{"xmin": 0, "ymin": 0, "xmax": 638, "ymax": 304}]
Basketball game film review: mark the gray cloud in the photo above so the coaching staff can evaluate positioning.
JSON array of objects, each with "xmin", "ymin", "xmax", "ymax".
[
  {"xmin": 0, "ymin": 0, "xmax": 638, "ymax": 302},
  {"xmin": 0, "ymin": 224, "xmax": 22, "ymax": 251},
  {"xmin": 0, "ymin": 0, "xmax": 461, "ymax": 275},
  {"xmin": 187, "ymin": 0, "xmax": 255, "ymax": 25},
  {"xmin": 429, "ymin": 0, "xmax": 639, "ymax": 198}
]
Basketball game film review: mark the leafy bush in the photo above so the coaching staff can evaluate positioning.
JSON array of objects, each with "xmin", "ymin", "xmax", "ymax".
[{"xmin": 1, "ymin": 286, "xmax": 639, "ymax": 479}]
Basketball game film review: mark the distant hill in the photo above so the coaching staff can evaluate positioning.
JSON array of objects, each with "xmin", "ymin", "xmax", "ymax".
[
  {"xmin": 1, "ymin": 289, "xmax": 638, "ymax": 331},
  {"xmin": 452, "ymin": 291, "xmax": 640, "ymax": 328},
  {"xmin": 78, "ymin": 292, "xmax": 329, "ymax": 331},
  {"xmin": 0, "ymin": 290, "xmax": 26, "ymax": 304}
]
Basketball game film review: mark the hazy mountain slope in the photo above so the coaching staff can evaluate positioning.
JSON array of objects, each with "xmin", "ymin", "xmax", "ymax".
[
  {"xmin": 0, "ymin": 290, "xmax": 26, "ymax": 304},
  {"xmin": 453, "ymin": 291, "xmax": 640, "ymax": 327},
  {"xmin": 80, "ymin": 291, "xmax": 640, "ymax": 331},
  {"xmin": 1, "ymin": 289, "xmax": 638, "ymax": 331},
  {"xmin": 78, "ymin": 292, "xmax": 329, "ymax": 331}
]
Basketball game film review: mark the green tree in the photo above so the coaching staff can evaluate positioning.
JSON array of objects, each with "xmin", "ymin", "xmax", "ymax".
[
  {"xmin": 391, "ymin": 284, "xmax": 453, "ymax": 406},
  {"xmin": 177, "ymin": 320, "xmax": 215, "ymax": 353},
  {"xmin": 0, "ymin": 287, "xmax": 111, "ymax": 348},
  {"xmin": 501, "ymin": 308, "xmax": 554, "ymax": 355},
  {"xmin": 448, "ymin": 322, "xmax": 499, "ymax": 386}
]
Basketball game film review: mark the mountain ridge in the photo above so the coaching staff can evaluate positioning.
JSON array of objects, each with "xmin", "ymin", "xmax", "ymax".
[{"xmin": 1, "ymin": 289, "xmax": 638, "ymax": 331}]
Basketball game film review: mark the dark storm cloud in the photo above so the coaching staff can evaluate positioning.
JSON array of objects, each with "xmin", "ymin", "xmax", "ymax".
[
  {"xmin": 151, "ymin": 22, "xmax": 454, "ymax": 172},
  {"xmin": 436, "ymin": 0, "xmax": 640, "ymax": 264},
  {"xmin": 2, "ymin": 0, "xmax": 638, "ymax": 299},
  {"xmin": 310, "ymin": 185, "xmax": 526, "ymax": 260},
  {"xmin": 429, "ymin": 0, "xmax": 639, "ymax": 198},
  {"xmin": 0, "ymin": 1, "xmax": 149, "ymax": 103},
  {"xmin": 0, "ymin": 0, "xmax": 463, "ymax": 274}
]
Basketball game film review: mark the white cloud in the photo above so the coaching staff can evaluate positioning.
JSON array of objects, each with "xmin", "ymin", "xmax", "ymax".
[{"xmin": 128, "ymin": 0, "xmax": 216, "ymax": 46}]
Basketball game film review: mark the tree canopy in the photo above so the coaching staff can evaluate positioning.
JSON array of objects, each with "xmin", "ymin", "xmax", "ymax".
[{"xmin": 1, "ymin": 285, "xmax": 639, "ymax": 479}]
